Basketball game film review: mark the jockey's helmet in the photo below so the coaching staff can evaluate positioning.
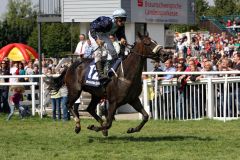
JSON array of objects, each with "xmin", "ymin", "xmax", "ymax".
[{"xmin": 112, "ymin": 8, "xmax": 127, "ymax": 19}]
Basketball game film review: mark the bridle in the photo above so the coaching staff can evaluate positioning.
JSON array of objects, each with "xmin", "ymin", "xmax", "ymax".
[{"xmin": 126, "ymin": 39, "xmax": 163, "ymax": 59}]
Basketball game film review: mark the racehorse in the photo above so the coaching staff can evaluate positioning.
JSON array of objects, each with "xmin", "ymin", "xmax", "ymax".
[{"xmin": 45, "ymin": 32, "xmax": 171, "ymax": 136}]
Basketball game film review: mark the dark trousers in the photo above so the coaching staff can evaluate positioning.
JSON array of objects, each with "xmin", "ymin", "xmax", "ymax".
[{"xmin": 0, "ymin": 88, "xmax": 10, "ymax": 113}]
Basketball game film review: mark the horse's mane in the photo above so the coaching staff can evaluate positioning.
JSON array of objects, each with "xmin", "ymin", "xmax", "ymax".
[
  {"xmin": 67, "ymin": 60, "xmax": 83, "ymax": 73},
  {"xmin": 67, "ymin": 58, "xmax": 93, "ymax": 74},
  {"xmin": 49, "ymin": 59, "xmax": 91, "ymax": 91}
]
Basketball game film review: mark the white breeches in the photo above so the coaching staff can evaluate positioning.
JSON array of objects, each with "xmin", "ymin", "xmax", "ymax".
[{"xmin": 88, "ymin": 32, "xmax": 117, "ymax": 62}]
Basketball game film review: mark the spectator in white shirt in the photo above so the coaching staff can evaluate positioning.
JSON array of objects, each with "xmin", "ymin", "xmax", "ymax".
[
  {"xmin": 74, "ymin": 34, "xmax": 87, "ymax": 58},
  {"xmin": 10, "ymin": 62, "xmax": 19, "ymax": 83},
  {"xmin": 109, "ymin": 34, "xmax": 120, "ymax": 54}
]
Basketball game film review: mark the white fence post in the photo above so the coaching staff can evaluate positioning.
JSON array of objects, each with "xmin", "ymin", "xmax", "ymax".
[
  {"xmin": 40, "ymin": 76, "xmax": 44, "ymax": 118},
  {"xmin": 154, "ymin": 76, "xmax": 158, "ymax": 120},
  {"xmin": 207, "ymin": 78, "xmax": 214, "ymax": 119},
  {"xmin": 224, "ymin": 74, "xmax": 228, "ymax": 122},
  {"xmin": 142, "ymin": 79, "xmax": 149, "ymax": 120},
  {"xmin": 31, "ymin": 84, "xmax": 35, "ymax": 116}
]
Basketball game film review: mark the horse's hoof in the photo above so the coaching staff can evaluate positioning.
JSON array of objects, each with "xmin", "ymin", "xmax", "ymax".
[
  {"xmin": 87, "ymin": 125, "xmax": 95, "ymax": 130},
  {"xmin": 75, "ymin": 126, "xmax": 81, "ymax": 134},
  {"xmin": 102, "ymin": 130, "xmax": 108, "ymax": 137},
  {"xmin": 127, "ymin": 128, "xmax": 135, "ymax": 133}
]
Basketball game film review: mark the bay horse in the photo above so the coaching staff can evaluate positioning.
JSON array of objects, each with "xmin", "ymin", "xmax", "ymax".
[{"xmin": 46, "ymin": 33, "xmax": 170, "ymax": 136}]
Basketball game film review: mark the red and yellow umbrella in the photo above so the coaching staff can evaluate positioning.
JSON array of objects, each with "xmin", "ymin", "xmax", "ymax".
[{"xmin": 0, "ymin": 43, "xmax": 38, "ymax": 62}]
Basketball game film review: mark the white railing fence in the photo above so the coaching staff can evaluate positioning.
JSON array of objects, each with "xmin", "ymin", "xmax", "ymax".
[
  {"xmin": 0, "ymin": 75, "xmax": 44, "ymax": 117},
  {"xmin": 142, "ymin": 71, "xmax": 240, "ymax": 122},
  {"xmin": 1, "ymin": 71, "xmax": 240, "ymax": 122},
  {"xmin": 0, "ymin": 82, "xmax": 38, "ymax": 116}
]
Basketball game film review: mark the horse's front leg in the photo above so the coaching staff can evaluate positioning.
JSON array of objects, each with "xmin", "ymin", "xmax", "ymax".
[
  {"xmin": 67, "ymin": 90, "xmax": 82, "ymax": 134},
  {"xmin": 68, "ymin": 103, "xmax": 81, "ymax": 134},
  {"xmin": 86, "ymin": 96, "xmax": 108, "ymax": 136},
  {"xmin": 89, "ymin": 102, "xmax": 116, "ymax": 132},
  {"xmin": 127, "ymin": 98, "xmax": 149, "ymax": 133}
]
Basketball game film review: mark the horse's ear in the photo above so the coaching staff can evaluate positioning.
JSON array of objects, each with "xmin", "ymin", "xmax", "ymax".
[
  {"xmin": 137, "ymin": 32, "xmax": 143, "ymax": 40},
  {"xmin": 145, "ymin": 31, "xmax": 149, "ymax": 37}
]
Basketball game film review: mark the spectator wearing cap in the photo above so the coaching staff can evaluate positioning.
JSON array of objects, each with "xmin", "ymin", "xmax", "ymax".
[{"xmin": 178, "ymin": 56, "xmax": 186, "ymax": 65}]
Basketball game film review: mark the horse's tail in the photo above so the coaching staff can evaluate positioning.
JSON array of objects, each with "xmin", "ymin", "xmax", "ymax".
[{"xmin": 44, "ymin": 66, "xmax": 68, "ymax": 92}]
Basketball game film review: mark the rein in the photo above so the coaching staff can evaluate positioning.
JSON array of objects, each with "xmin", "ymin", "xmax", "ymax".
[
  {"xmin": 126, "ymin": 43, "xmax": 159, "ymax": 59},
  {"xmin": 126, "ymin": 43, "xmax": 147, "ymax": 58}
]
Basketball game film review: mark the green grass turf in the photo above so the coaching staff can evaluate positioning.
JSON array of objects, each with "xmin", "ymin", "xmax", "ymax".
[{"xmin": 0, "ymin": 114, "xmax": 239, "ymax": 160}]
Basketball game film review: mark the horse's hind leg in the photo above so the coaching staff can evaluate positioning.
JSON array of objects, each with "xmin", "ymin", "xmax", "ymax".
[
  {"xmin": 67, "ymin": 89, "xmax": 82, "ymax": 134},
  {"xmin": 127, "ymin": 98, "xmax": 149, "ymax": 133},
  {"xmin": 86, "ymin": 96, "xmax": 108, "ymax": 136}
]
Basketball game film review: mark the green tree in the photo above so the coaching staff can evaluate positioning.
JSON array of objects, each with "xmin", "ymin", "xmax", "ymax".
[
  {"xmin": 206, "ymin": 0, "xmax": 240, "ymax": 17},
  {"xmin": 43, "ymin": 23, "xmax": 71, "ymax": 57},
  {"xmin": 214, "ymin": 0, "xmax": 238, "ymax": 16},
  {"xmin": 28, "ymin": 23, "xmax": 79, "ymax": 58},
  {"xmin": 27, "ymin": 25, "xmax": 38, "ymax": 49},
  {"xmin": 195, "ymin": 0, "xmax": 210, "ymax": 23},
  {"xmin": 5, "ymin": 0, "xmax": 36, "ymax": 44}
]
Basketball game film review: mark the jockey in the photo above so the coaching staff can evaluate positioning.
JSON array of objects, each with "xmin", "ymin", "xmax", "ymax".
[{"xmin": 89, "ymin": 8, "xmax": 127, "ymax": 84}]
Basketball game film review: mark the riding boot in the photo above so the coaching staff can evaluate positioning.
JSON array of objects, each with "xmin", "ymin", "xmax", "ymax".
[{"xmin": 96, "ymin": 61, "xmax": 110, "ymax": 85}]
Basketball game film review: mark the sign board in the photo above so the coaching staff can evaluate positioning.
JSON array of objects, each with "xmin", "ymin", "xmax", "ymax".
[{"xmin": 131, "ymin": 0, "xmax": 195, "ymax": 24}]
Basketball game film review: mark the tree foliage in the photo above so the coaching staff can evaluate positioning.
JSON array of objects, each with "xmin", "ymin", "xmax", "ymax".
[
  {"xmin": 170, "ymin": 0, "xmax": 240, "ymax": 32},
  {"xmin": 206, "ymin": 0, "xmax": 240, "ymax": 17},
  {"xmin": 0, "ymin": 0, "xmax": 79, "ymax": 58},
  {"xmin": 42, "ymin": 23, "xmax": 71, "ymax": 57},
  {"xmin": 5, "ymin": 0, "xmax": 36, "ymax": 44},
  {"xmin": 195, "ymin": 0, "xmax": 210, "ymax": 23},
  {"xmin": 28, "ymin": 23, "xmax": 79, "ymax": 58}
]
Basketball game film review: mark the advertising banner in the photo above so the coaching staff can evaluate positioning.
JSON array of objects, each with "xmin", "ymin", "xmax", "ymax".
[{"xmin": 131, "ymin": 0, "xmax": 195, "ymax": 24}]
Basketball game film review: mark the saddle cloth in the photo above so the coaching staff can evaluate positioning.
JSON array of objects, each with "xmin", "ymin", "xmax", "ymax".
[{"xmin": 84, "ymin": 59, "xmax": 122, "ymax": 87}]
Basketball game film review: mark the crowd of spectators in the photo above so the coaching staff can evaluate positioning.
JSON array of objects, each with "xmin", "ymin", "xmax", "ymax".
[
  {"xmin": 173, "ymin": 31, "xmax": 240, "ymax": 72},
  {"xmin": 0, "ymin": 57, "xmax": 70, "ymax": 121},
  {"xmin": 147, "ymin": 31, "xmax": 240, "ymax": 119},
  {"xmin": 225, "ymin": 17, "xmax": 240, "ymax": 32}
]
